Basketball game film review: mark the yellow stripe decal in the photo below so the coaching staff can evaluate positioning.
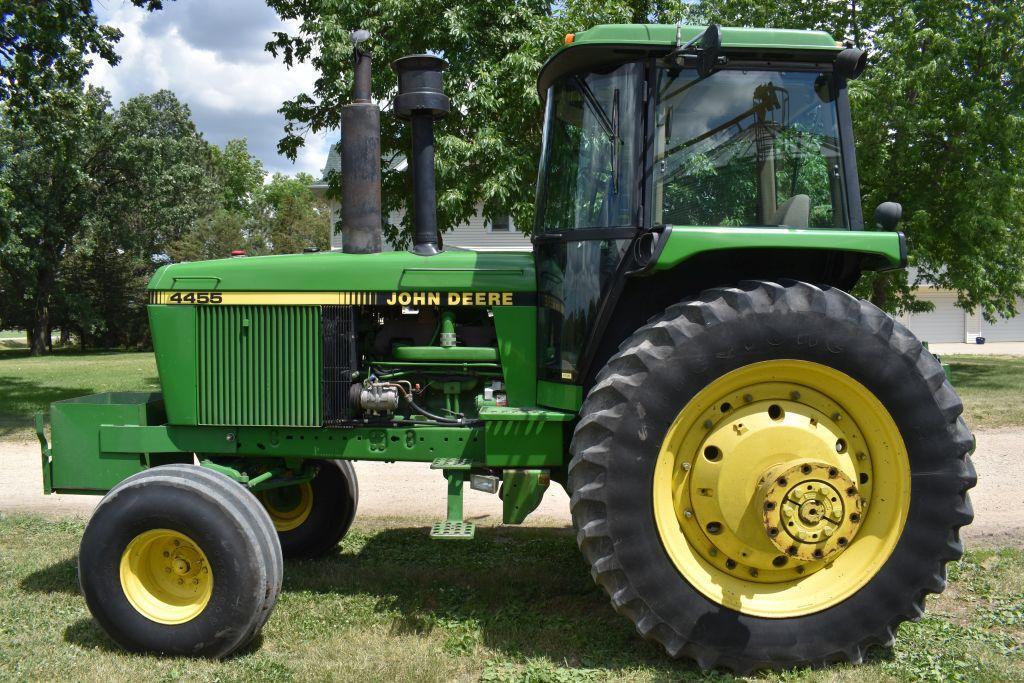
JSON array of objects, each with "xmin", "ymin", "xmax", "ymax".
[{"xmin": 150, "ymin": 290, "xmax": 537, "ymax": 306}]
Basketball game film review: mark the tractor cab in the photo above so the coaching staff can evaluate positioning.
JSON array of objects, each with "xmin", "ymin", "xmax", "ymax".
[{"xmin": 531, "ymin": 24, "xmax": 870, "ymax": 386}]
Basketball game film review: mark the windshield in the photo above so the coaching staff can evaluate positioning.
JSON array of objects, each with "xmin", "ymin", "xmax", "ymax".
[
  {"xmin": 535, "ymin": 62, "xmax": 643, "ymax": 233},
  {"xmin": 654, "ymin": 68, "xmax": 848, "ymax": 229}
]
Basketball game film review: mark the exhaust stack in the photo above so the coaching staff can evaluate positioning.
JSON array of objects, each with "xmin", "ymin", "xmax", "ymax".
[
  {"xmin": 340, "ymin": 30, "xmax": 383, "ymax": 254},
  {"xmin": 391, "ymin": 55, "xmax": 450, "ymax": 256}
]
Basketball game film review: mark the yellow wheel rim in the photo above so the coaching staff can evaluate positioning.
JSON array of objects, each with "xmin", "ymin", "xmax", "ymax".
[
  {"xmin": 119, "ymin": 529, "xmax": 213, "ymax": 625},
  {"xmin": 258, "ymin": 482, "xmax": 313, "ymax": 532},
  {"xmin": 652, "ymin": 360, "xmax": 910, "ymax": 618}
]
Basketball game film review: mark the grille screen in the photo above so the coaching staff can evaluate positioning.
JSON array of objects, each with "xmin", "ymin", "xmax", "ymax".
[
  {"xmin": 197, "ymin": 306, "xmax": 321, "ymax": 426},
  {"xmin": 322, "ymin": 305, "xmax": 358, "ymax": 425}
]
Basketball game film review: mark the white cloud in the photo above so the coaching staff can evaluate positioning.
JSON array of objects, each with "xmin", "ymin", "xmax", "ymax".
[{"xmin": 89, "ymin": 0, "xmax": 332, "ymax": 177}]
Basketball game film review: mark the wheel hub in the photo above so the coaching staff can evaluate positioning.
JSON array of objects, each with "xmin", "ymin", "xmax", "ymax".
[
  {"xmin": 760, "ymin": 462, "xmax": 864, "ymax": 562},
  {"xmin": 677, "ymin": 383, "xmax": 875, "ymax": 582}
]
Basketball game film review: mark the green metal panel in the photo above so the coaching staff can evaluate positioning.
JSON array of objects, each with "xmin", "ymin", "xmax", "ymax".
[
  {"xmin": 99, "ymin": 424, "xmax": 485, "ymax": 463},
  {"xmin": 492, "ymin": 305, "xmax": 538, "ymax": 407},
  {"xmin": 48, "ymin": 393, "xmax": 168, "ymax": 493},
  {"xmin": 565, "ymin": 24, "xmax": 842, "ymax": 51},
  {"xmin": 197, "ymin": 305, "xmax": 322, "ymax": 427},
  {"xmin": 391, "ymin": 345, "xmax": 498, "ymax": 362},
  {"xmin": 477, "ymin": 405, "xmax": 575, "ymax": 422},
  {"xmin": 149, "ymin": 305, "xmax": 199, "ymax": 425},
  {"xmin": 501, "ymin": 469, "xmax": 551, "ymax": 524},
  {"xmin": 650, "ymin": 227, "xmax": 905, "ymax": 273},
  {"xmin": 540, "ymin": 24, "xmax": 842, "ymax": 79},
  {"xmin": 148, "ymin": 250, "xmax": 535, "ymax": 294},
  {"xmin": 537, "ymin": 379, "xmax": 583, "ymax": 412},
  {"xmin": 483, "ymin": 417, "xmax": 565, "ymax": 467}
]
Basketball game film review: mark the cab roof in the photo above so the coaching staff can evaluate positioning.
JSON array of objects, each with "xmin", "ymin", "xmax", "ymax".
[{"xmin": 538, "ymin": 24, "xmax": 844, "ymax": 97}]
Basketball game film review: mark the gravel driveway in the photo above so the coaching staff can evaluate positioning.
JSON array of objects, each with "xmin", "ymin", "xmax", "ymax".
[{"xmin": 2, "ymin": 430, "xmax": 1020, "ymax": 548}]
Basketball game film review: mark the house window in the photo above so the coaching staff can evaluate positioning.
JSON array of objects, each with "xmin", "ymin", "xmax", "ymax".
[{"xmin": 489, "ymin": 215, "xmax": 513, "ymax": 232}]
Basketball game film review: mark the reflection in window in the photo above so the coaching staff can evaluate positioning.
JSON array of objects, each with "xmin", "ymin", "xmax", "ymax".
[
  {"xmin": 535, "ymin": 63, "xmax": 642, "ymax": 233},
  {"xmin": 654, "ymin": 69, "xmax": 847, "ymax": 229},
  {"xmin": 537, "ymin": 239, "xmax": 630, "ymax": 381}
]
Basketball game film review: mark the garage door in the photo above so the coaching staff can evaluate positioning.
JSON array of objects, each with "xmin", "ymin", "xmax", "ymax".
[
  {"xmin": 980, "ymin": 298, "xmax": 1024, "ymax": 341},
  {"xmin": 904, "ymin": 291, "xmax": 965, "ymax": 343}
]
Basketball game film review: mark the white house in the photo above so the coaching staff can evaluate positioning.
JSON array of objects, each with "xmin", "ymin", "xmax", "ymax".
[
  {"xmin": 311, "ymin": 144, "xmax": 531, "ymax": 252},
  {"xmin": 902, "ymin": 283, "xmax": 1024, "ymax": 342}
]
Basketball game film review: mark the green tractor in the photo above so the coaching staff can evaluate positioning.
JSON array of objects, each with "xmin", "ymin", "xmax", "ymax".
[{"xmin": 37, "ymin": 24, "xmax": 975, "ymax": 671}]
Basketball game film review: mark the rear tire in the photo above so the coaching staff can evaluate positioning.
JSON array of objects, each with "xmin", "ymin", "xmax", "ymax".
[
  {"xmin": 258, "ymin": 460, "xmax": 359, "ymax": 558},
  {"xmin": 569, "ymin": 280, "xmax": 975, "ymax": 672},
  {"xmin": 79, "ymin": 465, "xmax": 282, "ymax": 658}
]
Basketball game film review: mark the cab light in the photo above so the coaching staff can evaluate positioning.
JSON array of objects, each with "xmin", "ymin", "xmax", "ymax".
[{"xmin": 565, "ymin": 33, "xmax": 575, "ymax": 44}]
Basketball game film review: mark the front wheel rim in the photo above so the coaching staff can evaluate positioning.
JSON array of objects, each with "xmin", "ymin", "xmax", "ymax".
[
  {"xmin": 258, "ymin": 482, "xmax": 314, "ymax": 532},
  {"xmin": 119, "ymin": 529, "xmax": 213, "ymax": 624},
  {"xmin": 652, "ymin": 359, "xmax": 911, "ymax": 618}
]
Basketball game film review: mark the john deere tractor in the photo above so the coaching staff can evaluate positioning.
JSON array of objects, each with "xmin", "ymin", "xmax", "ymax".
[{"xmin": 36, "ymin": 24, "xmax": 975, "ymax": 671}]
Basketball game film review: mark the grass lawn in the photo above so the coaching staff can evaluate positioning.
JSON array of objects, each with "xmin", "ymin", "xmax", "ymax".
[
  {"xmin": 947, "ymin": 355, "xmax": 1024, "ymax": 429},
  {"xmin": 0, "ymin": 514, "xmax": 1020, "ymax": 682},
  {"xmin": 0, "ymin": 349, "xmax": 158, "ymax": 438}
]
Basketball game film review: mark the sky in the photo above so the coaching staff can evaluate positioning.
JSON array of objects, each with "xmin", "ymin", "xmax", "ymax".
[{"xmin": 88, "ymin": 0, "xmax": 332, "ymax": 178}]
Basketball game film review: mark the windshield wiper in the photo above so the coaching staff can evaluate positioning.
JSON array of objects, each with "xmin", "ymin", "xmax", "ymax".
[{"xmin": 572, "ymin": 76, "xmax": 620, "ymax": 193}]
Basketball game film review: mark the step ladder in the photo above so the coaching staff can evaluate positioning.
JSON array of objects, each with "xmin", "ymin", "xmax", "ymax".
[{"xmin": 429, "ymin": 458, "xmax": 475, "ymax": 540}]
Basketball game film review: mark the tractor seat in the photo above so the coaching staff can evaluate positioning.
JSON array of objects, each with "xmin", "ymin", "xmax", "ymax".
[{"xmin": 772, "ymin": 194, "xmax": 810, "ymax": 228}]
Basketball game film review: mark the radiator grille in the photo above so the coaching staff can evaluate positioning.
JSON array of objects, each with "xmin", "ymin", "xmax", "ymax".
[
  {"xmin": 197, "ymin": 306, "xmax": 321, "ymax": 426},
  {"xmin": 323, "ymin": 305, "xmax": 358, "ymax": 425}
]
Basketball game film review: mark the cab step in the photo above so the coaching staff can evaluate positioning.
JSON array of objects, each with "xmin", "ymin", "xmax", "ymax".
[
  {"xmin": 430, "ymin": 457, "xmax": 472, "ymax": 470},
  {"xmin": 430, "ymin": 520, "xmax": 476, "ymax": 540}
]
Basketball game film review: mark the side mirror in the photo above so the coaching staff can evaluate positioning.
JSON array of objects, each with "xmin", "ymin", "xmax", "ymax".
[
  {"xmin": 874, "ymin": 201, "xmax": 903, "ymax": 230},
  {"xmin": 835, "ymin": 47, "xmax": 867, "ymax": 80}
]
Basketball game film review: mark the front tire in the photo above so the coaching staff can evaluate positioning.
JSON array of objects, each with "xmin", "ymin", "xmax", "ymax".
[
  {"xmin": 257, "ymin": 460, "xmax": 359, "ymax": 558},
  {"xmin": 569, "ymin": 280, "xmax": 975, "ymax": 672},
  {"xmin": 79, "ymin": 465, "xmax": 283, "ymax": 658}
]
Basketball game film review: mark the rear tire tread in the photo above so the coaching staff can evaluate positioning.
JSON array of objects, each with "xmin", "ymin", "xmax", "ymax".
[{"xmin": 568, "ymin": 280, "xmax": 975, "ymax": 673}]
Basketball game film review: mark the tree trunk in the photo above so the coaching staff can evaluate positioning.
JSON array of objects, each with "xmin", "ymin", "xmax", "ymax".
[
  {"xmin": 29, "ymin": 269, "xmax": 54, "ymax": 356},
  {"xmin": 29, "ymin": 302, "xmax": 50, "ymax": 356},
  {"xmin": 870, "ymin": 272, "xmax": 890, "ymax": 311},
  {"xmin": 59, "ymin": 327, "xmax": 70, "ymax": 346}
]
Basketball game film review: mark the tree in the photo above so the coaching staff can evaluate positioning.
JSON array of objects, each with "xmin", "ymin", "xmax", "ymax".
[
  {"xmin": 0, "ymin": 1, "xmax": 169, "ymax": 132},
  {"xmin": 265, "ymin": 0, "xmax": 558, "ymax": 244},
  {"xmin": 0, "ymin": 88, "xmax": 217, "ymax": 353},
  {"xmin": 0, "ymin": 86, "xmax": 112, "ymax": 355},
  {"xmin": 212, "ymin": 138, "xmax": 266, "ymax": 213},
  {"xmin": 258, "ymin": 173, "xmax": 330, "ymax": 254}
]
